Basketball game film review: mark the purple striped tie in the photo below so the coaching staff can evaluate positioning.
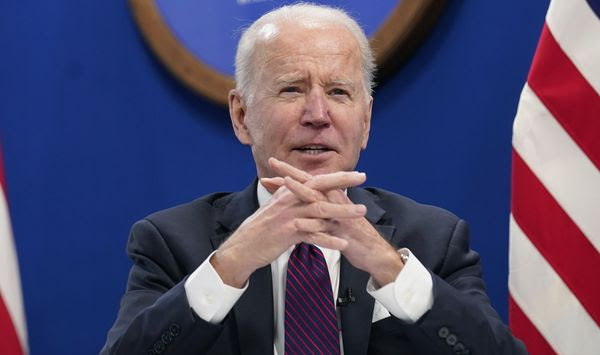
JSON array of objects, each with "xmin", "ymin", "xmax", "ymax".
[{"xmin": 285, "ymin": 243, "xmax": 340, "ymax": 354}]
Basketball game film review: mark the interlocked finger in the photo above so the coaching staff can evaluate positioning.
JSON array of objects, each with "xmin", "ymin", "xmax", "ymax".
[
  {"xmin": 269, "ymin": 157, "xmax": 311, "ymax": 183},
  {"xmin": 303, "ymin": 200, "xmax": 366, "ymax": 219},
  {"xmin": 326, "ymin": 189, "xmax": 351, "ymax": 205},
  {"xmin": 294, "ymin": 218, "xmax": 338, "ymax": 233},
  {"xmin": 305, "ymin": 171, "xmax": 365, "ymax": 192},
  {"xmin": 300, "ymin": 232, "xmax": 348, "ymax": 250},
  {"xmin": 284, "ymin": 176, "xmax": 326, "ymax": 203},
  {"xmin": 260, "ymin": 177, "xmax": 285, "ymax": 193}
]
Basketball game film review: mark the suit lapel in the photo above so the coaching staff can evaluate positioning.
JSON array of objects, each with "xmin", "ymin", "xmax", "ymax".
[
  {"xmin": 213, "ymin": 180, "xmax": 274, "ymax": 355},
  {"xmin": 339, "ymin": 188, "xmax": 396, "ymax": 355},
  {"xmin": 233, "ymin": 266, "xmax": 274, "ymax": 354},
  {"xmin": 210, "ymin": 181, "xmax": 259, "ymax": 249}
]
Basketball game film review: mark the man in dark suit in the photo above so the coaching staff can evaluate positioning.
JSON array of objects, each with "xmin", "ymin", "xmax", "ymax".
[{"xmin": 102, "ymin": 3, "xmax": 526, "ymax": 354}]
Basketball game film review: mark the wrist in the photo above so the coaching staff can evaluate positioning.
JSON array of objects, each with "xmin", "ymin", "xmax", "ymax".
[
  {"xmin": 369, "ymin": 248, "xmax": 404, "ymax": 287},
  {"xmin": 210, "ymin": 248, "xmax": 253, "ymax": 288}
]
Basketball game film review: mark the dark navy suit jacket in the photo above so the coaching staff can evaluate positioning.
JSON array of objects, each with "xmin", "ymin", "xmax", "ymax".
[{"xmin": 101, "ymin": 181, "xmax": 526, "ymax": 354}]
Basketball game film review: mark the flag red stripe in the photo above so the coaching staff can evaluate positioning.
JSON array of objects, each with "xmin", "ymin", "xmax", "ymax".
[
  {"xmin": 527, "ymin": 23, "xmax": 600, "ymax": 171},
  {"xmin": 511, "ymin": 150, "xmax": 600, "ymax": 327},
  {"xmin": 0, "ymin": 294, "xmax": 24, "ymax": 355},
  {"xmin": 509, "ymin": 295, "xmax": 555, "ymax": 355},
  {"xmin": 0, "ymin": 142, "xmax": 23, "ymax": 354}
]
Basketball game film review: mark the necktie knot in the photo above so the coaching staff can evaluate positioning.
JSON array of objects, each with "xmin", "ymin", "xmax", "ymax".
[{"xmin": 293, "ymin": 242, "xmax": 321, "ymax": 260}]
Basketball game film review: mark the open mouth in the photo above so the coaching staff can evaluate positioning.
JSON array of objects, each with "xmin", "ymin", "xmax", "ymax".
[{"xmin": 294, "ymin": 145, "xmax": 333, "ymax": 155}]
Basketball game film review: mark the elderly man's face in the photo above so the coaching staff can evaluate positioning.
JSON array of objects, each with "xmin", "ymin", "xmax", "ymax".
[{"xmin": 230, "ymin": 23, "xmax": 372, "ymax": 178}]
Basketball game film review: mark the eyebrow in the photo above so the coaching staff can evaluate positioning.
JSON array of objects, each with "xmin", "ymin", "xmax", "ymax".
[
  {"xmin": 330, "ymin": 79, "xmax": 355, "ymax": 89},
  {"xmin": 275, "ymin": 75, "xmax": 305, "ymax": 86},
  {"xmin": 275, "ymin": 76, "xmax": 356, "ymax": 90}
]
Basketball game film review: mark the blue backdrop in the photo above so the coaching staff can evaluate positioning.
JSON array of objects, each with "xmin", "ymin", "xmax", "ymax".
[{"xmin": 0, "ymin": 1, "xmax": 548, "ymax": 353}]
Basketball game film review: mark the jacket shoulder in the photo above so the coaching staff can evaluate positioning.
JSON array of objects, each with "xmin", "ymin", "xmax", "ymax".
[
  {"xmin": 143, "ymin": 191, "xmax": 234, "ymax": 226},
  {"xmin": 127, "ymin": 191, "xmax": 238, "ymax": 250}
]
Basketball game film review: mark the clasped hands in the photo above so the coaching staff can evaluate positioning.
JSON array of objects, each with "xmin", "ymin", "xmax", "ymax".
[{"xmin": 210, "ymin": 158, "xmax": 404, "ymax": 289}]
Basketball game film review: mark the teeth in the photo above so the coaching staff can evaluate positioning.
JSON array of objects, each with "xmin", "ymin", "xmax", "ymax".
[
  {"xmin": 303, "ymin": 149, "xmax": 325, "ymax": 155},
  {"xmin": 297, "ymin": 145, "xmax": 329, "ymax": 155},
  {"xmin": 300, "ymin": 145, "xmax": 327, "ymax": 150}
]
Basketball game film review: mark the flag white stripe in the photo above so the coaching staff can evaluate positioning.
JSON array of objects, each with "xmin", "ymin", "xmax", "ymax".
[
  {"xmin": 512, "ymin": 84, "xmax": 600, "ymax": 253},
  {"xmin": 0, "ymin": 186, "xmax": 28, "ymax": 354},
  {"xmin": 509, "ymin": 215, "xmax": 600, "ymax": 355},
  {"xmin": 546, "ymin": 0, "xmax": 600, "ymax": 94}
]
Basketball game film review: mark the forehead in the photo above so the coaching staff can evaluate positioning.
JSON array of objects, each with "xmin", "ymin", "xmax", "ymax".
[{"xmin": 255, "ymin": 23, "xmax": 363, "ymax": 81}]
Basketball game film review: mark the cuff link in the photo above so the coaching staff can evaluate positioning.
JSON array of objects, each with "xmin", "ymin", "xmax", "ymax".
[{"xmin": 398, "ymin": 248, "xmax": 410, "ymax": 264}]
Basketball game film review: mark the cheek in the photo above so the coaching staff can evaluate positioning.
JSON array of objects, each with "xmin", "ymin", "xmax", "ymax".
[
  {"xmin": 263, "ymin": 106, "xmax": 300, "ymax": 137},
  {"xmin": 248, "ymin": 114, "xmax": 289, "ymax": 151},
  {"xmin": 337, "ymin": 111, "xmax": 367, "ymax": 139}
]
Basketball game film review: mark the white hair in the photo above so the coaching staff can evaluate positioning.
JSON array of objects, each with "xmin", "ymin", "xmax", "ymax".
[{"xmin": 234, "ymin": 3, "xmax": 376, "ymax": 103}]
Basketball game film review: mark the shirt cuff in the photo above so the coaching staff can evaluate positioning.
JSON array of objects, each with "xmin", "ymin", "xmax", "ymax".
[
  {"xmin": 366, "ymin": 248, "xmax": 433, "ymax": 323},
  {"xmin": 184, "ymin": 251, "xmax": 248, "ymax": 324}
]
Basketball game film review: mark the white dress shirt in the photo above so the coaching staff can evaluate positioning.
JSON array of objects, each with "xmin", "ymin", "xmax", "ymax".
[{"xmin": 185, "ymin": 182, "xmax": 434, "ymax": 354}]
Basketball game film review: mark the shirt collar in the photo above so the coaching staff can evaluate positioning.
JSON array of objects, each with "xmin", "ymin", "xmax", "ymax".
[{"xmin": 256, "ymin": 180, "xmax": 272, "ymax": 207}]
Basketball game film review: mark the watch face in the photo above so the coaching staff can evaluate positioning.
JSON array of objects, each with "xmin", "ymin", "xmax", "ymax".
[{"xmin": 129, "ymin": 0, "xmax": 446, "ymax": 106}]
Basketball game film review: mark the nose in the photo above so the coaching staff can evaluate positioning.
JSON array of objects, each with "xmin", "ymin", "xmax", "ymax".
[{"xmin": 300, "ymin": 89, "xmax": 331, "ymax": 128}]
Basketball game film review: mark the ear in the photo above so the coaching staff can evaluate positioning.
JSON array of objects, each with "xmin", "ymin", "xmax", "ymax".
[
  {"xmin": 229, "ymin": 89, "xmax": 252, "ymax": 145},
  {"xmin": 361, "ymin": 96, "xmax": 373, "ymax": 150}
]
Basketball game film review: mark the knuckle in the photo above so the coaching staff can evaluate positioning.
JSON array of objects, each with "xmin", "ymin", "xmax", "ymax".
[
  {"xmin": 318, "ymin": 219, "xmax": 326, "ymax": 230},
  {"xmin": 285, "ymin": 221, "xmax": 298, "ymax": 234},
  {"xmin": 296, "ymin": 219, "xmax": 309, "ymax": 232},
  {"xmin": 295, "ymin": 219, "xmax": 308, "ymax": 232},
  {"xmin": 317, "ymin": 201, "xmax": 330, "ymax": 215},
  {"xmin": 309, "ymin": 190, "xmax": 321, "ymax": 201}
]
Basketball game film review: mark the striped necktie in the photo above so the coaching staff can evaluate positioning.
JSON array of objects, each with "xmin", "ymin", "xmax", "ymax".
[{"xmin": 284, "ymin": 243, "xmax": 340, "ymax": 354}]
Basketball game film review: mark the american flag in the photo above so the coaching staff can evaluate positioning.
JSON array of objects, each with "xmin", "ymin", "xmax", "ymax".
[
  {"xmin": 508, "ymin": 0, "xmax": 600, "ymax": 354},
  {"xmin": 0, "ymin": 143, "xmax": 28, "ymax": 354}
]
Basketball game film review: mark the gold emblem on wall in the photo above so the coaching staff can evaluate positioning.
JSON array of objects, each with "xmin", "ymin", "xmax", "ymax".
[{"xmin": 129, "ymin": 0, "xmax": 447, "ymax": 106}]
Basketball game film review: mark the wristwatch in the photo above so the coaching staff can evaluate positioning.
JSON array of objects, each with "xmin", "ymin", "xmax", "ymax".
[{"xmin": 398, "ymin": 248, "xmax": 410, "ymax": 265}]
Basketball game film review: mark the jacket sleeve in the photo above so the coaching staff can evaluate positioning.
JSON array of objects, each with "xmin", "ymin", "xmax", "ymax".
[
  {"xmin": 368, "ymin": 218, "xmax": 527, "ymax": 355},
  {"xmin": 398, "ymin": 219, "xmax": 526, "ymax": 354},
  {"xmin": 100, "ymin": 219, "xmax": 226, "ymax": 355}
]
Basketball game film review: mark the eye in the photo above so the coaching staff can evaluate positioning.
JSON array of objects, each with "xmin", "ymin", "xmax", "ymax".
[
  {"xmin": 329, "ymin": 88, "xmax": 350, "ymax": 97},
  {"xmin": 280, "ymin": 86, "xmax": 301, "ymax": 94}
]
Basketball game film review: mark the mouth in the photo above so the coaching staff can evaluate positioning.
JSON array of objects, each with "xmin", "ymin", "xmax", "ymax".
[{"xmin": 293, "ymin": 144, "xmax": 334, "ymax": 155}]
